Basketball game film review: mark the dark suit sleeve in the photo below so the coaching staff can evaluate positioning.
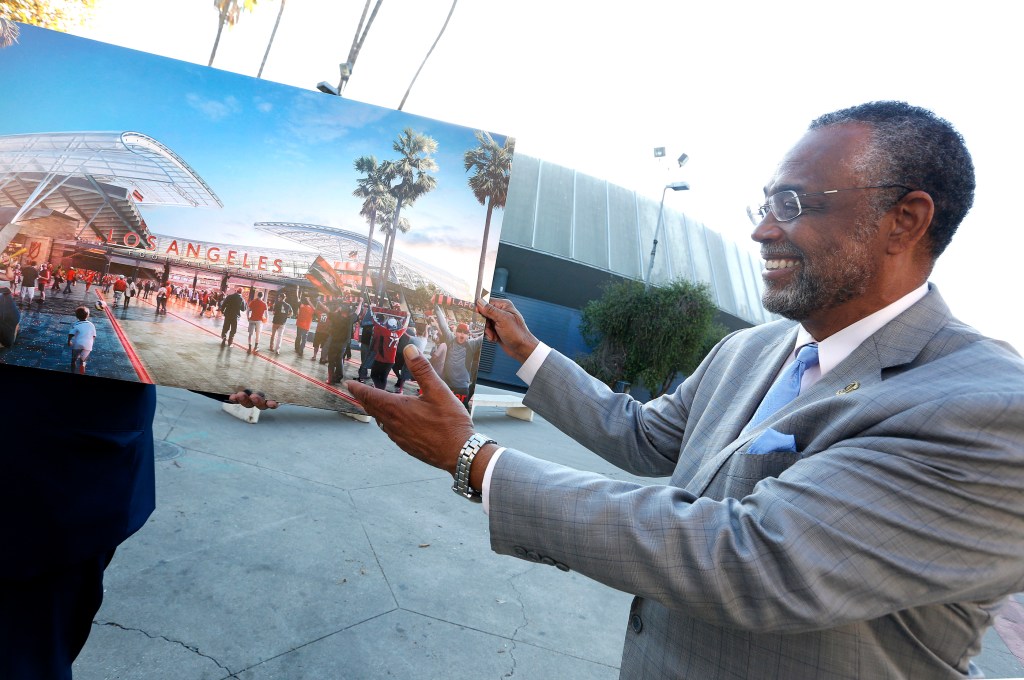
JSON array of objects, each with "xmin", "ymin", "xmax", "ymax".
[{"xmin": 1, "ymin": 365, "xmax": 156, "ymax": 580}]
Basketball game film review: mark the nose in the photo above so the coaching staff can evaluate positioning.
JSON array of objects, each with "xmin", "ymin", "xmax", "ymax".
[{"xmin": 750, "ymin": 214, "xmax": 784, "ymax": 244}]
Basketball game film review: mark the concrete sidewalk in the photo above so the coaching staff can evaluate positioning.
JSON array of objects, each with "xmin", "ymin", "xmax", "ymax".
[{"xmin": 72, "ymin": 386, "xmax": 1024, "ymax": 679}]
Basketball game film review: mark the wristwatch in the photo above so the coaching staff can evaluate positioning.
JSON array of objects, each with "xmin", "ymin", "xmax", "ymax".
[{"xmin": 452, "ymin": 433, "xmax": 496, "ymax": 503}]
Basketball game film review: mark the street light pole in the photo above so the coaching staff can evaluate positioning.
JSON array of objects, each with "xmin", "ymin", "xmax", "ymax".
[{"xmin": 645, "ymin": 180, "xmax": 690, "ymax": 290}]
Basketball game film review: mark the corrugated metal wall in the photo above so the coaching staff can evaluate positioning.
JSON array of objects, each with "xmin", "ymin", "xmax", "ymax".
[{"xmin": 498, "ymin": 154, "xmax": 772, "ymax": 327}]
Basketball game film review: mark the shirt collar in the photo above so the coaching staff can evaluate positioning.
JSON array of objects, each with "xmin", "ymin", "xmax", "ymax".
[{"xmin": 794, "ymin": 282, "xmax": 929, "ymax": 379}]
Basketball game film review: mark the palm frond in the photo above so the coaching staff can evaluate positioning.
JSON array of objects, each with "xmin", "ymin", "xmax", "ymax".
[{"xmin": 0, "ymin": 18, "xmax": 21, "ymax": 48}]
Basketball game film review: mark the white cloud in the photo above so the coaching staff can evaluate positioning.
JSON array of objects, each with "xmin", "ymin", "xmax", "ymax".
[{"xmin": 185, "ymin": 93, "xmax": 240, "ymax": 122}]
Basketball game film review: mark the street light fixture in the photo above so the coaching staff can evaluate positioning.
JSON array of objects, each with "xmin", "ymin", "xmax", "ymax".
[
  {"xmin": 316, "ymin": 63, "xmax": 353, "ymax": 96},
  {"xmin": 653, "ymin": 148, "xmax": 689, "ymax": 168},
  {"xmin": 316, "ymin": 81, "xmax": 339, "ymax": 95},
  {"xmin": 645, "ymin": 180, "xmax": 691, "ymax": 290}
]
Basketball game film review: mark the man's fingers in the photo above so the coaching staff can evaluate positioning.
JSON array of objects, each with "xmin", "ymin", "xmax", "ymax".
[
  {"xmin": 476, "ymin": 297, "xmax": 537, "ymax": 363},
  {"xmin": 477, "ymin": 298, "xmax": 513, "ymax": 343},
  {"xmin": 229, "ymin": 388, "xmax": 279, "ymax": 410},
  {"xmin": 250, "ymin": 394, "xmax": 279, "ymax": 410},
  {"xmin": 345, "ymin": 378, "xmax": 373, "ymax": 406},
  {"xmin": 404, "ymin": 344, "xmax": 446, "ymax": 395},
  {"xmin": 346, "ymin": 379, "xmax": 394, "ymax": 420},
  {"xmin": 346, "ymin": 379, "xmax": 399, "ymax": 411},
  {"xmin": 403, "ymin": 343, "xmax": 422, "ymax": 362},
  {"xmin": 476, "ymin": 297, "xmax": 509, "ymax": 320},
  {"xmin": 345, "ymin": 379, "xmax": 409, "ymax": 431}
]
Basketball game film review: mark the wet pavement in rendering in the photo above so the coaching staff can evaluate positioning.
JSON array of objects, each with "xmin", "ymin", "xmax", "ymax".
[
  {"xmin": 0, "ymin": 283, "xmax": 421, "ymax": 415},
  {"xmin": 0, "ymin": 286, "xmax": 139, "ymax": 380}
]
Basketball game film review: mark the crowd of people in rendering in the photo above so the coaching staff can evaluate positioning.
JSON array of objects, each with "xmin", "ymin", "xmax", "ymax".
[
  {"xmin": 213, "ymin": 286, "xmax": 485, "ymax": 398},
  {"xmin": 1, "ymin": 255, "xmax": 486, "ymax": 396}
]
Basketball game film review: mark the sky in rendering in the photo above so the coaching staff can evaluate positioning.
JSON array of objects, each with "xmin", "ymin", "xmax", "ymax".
[{"xmin": 1, "ymin": 24, "xmax": 511, "ymax": 299}]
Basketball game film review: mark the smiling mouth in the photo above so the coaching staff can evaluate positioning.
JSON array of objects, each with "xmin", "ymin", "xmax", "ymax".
[{"xmin": 765, "ymin": 258, "xmax": 800, "ymax": 270}]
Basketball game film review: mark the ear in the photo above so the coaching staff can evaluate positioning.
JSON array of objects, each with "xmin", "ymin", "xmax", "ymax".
[{"xmin": 885, "ymin": 190, "xmax": 934, "ymax": 255}]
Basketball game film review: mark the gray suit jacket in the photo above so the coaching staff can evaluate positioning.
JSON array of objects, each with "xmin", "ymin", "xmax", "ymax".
[{"xmin": 487, "ymin": 286, "xmax": 1024, "ymax": 679}]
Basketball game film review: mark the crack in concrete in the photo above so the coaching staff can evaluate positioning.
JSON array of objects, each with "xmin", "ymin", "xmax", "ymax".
[
  {"xmin": 95, "ymin": 620, "xmax": 238, "ymax": 677},
  {"xmin": 226, "ymin": 608, "xmax": 399, "ymax": 676},
  {"xmin": 351, "ymin": 489, "xmax": 400, "ymax": 609},
  {"xmin": 503, "ymin": 571, "xmax": 531, "ymax": 679}
]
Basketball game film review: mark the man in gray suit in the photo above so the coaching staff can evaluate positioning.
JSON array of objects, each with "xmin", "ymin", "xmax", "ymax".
[{"xmin": 349, "ymin": 101, "xmax": 1024, "ymax": 679}]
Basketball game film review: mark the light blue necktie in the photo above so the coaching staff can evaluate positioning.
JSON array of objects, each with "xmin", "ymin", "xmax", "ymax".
[{"xmin": 749, "ymin": 343, "xmax": 819, "ymax": 428}]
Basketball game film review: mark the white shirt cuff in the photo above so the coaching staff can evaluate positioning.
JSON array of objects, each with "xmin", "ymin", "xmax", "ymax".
[
  {"xmin": 481, "ymin": 446, "xmax": 506, "ymax": 515},
  {"xmin": 484, "ymin": 343, "xmax": 550, "ymax": 514},
  {"xmin": 515, "ymin": 342, "xmax": 552, "ymax": 386}
]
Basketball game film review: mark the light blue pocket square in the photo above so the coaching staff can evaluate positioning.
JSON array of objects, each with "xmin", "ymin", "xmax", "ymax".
[{"xmin": 748, "ymin": 428, "xmax": 798, "ymax": 455}]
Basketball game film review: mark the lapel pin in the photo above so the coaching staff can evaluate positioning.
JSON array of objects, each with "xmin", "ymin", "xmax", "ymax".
[{"xmin": 837, "ymin": 381, "xmax": 860, "ymax": 395}]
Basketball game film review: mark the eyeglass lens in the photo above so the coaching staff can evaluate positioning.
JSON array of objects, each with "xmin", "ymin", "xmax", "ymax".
[
  {"xmin": 747, "ymin": 190, "xmax": 801, "ymax": 226},
  {"xmin": 771, "ymin": 191, "xmax": 801, "ymax": 221}
]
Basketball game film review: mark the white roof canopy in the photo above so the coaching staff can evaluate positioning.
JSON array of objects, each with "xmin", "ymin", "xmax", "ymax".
[
  {"xmin": 256, "ymin": 222, "xmax": 470, "ymax": 298},
  {"xmin": 0, "ymin": 131, "xmax": 221, "ymax": 248}
]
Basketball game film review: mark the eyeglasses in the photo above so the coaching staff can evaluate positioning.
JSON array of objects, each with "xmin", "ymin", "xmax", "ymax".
[{"xmin": 747, "ymin": 185, "xmax": 913, "ymax": 226}]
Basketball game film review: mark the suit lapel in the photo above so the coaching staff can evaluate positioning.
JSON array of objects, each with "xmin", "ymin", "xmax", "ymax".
[
  {"xmin": 681, "ymin": 325, "xmax": 799, "ymax": 494},
  {"xmin": 802, "ymin": 284, "xmax": 953, "ymax": 403},
  {"xmin": 684, "ymin": 285, "xmax": 952, "ymax": 497}
]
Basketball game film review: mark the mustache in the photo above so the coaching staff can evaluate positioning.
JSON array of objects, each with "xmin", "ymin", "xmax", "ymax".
[{"xmin": 761, "ymin": 244, "xmax": 803, "ymax": 259}]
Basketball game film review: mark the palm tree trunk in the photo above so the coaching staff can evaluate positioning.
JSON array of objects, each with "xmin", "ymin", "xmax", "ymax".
[
  {"xmin": 374, "ymin": 226, "xmax": 392, "ymax": 296},
  {"xmin": 474, "ymin": 198, "xmax": 494, "ymax": 301},
  {"xmin": 360, "ymin": 212, "xmax": 377, "ymax": 292},
  {"xmin": 257, "ymin": 0, "xmax": 287, "ymax": 78},
  {"xmin": 376, "ymin": 226, "xmax": 389, "ymax": 287},
  {"xmin": 209, "ymin": 11, "xmax": 227, "ymax": 66},
  {"xmin": 380, "ymin": 201, "xmax": 403, "ymax": 291}
]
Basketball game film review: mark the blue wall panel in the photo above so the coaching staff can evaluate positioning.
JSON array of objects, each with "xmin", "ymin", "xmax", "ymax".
[{"xmin": 477, "ymin": 293, "xmax": 588, "ymax": 390}]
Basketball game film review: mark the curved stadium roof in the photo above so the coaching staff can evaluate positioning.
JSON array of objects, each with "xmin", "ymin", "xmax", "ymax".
[
  {"xmin": 0, "ymin": 131, "xmax": 221, "ymax": 247},
  {"xmin": 256, "ymin": 222, "xmax": 471, "ymax": 299},
  {"xmin": 0, "ymin": 133, "xmax": 468, "ymax": 299}
]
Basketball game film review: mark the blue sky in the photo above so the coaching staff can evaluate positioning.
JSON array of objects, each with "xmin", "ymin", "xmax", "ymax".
[{"xmin": 0, "ymin": 25, "xmax": 509, "ymax": 297}]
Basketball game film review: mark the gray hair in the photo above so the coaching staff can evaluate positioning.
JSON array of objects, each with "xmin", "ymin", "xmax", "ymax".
[{"xmin": 809, "ymin": 101, "xmax": 975, "ymax": 259}]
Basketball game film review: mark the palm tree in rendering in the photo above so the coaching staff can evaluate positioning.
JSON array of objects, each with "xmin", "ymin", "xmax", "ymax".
[
  {"xmin": 378, "ymin": 205, "xmax": 411, "ymax": 290},
  {"xmin": 378, "ymin": 128, "xmax": 438, "ymax": 291},
  {"xmin": 209, "ymin": 0, "xmax": 259, "ymax": 67},
  {"xmin": 464, "ymin": 131, "xmax": 515, "ymax": 299},
  {"xmin": 353, "ymin": 154, "xmax": 395, "ymax": 292}
]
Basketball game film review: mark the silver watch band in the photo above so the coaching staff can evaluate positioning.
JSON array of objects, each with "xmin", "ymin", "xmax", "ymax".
[{"xmin": 452, "ymin": 433, "xmax": 496, "ymax": 503}]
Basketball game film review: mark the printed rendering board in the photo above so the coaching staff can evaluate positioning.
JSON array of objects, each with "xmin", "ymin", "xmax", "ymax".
[{"xmin": 0, "ymin": 24, "xmax": 514, "ymax": 415}]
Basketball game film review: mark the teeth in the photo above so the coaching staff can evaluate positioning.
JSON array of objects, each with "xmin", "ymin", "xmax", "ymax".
[{"xmin": 765, "ymin": 259, "xmax": 799, "ymax": 270}]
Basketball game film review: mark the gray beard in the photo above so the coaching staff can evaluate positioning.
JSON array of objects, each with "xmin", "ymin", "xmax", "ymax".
[
  {"xmin": 762, "ymin": 220, "xmax": 877, "ymax": 321},
  {"xmin": 762, "ymin": 263, "xmax": 869, "ymax": 320}
]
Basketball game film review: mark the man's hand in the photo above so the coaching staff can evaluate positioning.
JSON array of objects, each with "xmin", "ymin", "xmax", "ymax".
[
  {"xmin": 228, "ymin": 389, "xmax": 279, "ymax": 410},
  {"xmin": 347, "ymin": 343, "xmax": 475, "ymax": 477},
  {"xmin": 476, "ymin": 297, "xmax": 540, "ymax": 364}
]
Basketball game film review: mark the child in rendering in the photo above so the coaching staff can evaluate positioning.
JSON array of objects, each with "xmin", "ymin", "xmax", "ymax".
[{"xmin": 67, "ymin": 306, "xmax": 97, "ymax": 374}]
